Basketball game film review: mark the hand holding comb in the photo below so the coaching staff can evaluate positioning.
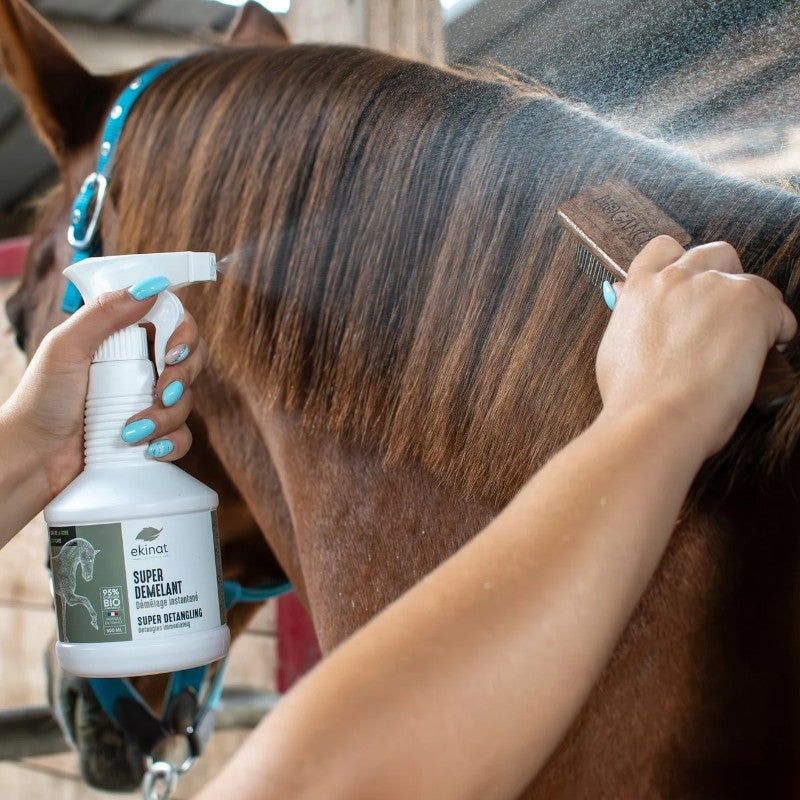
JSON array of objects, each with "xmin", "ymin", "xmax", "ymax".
[{"xmin": 557, "ymin": 180, "xmax": 797, "ymax": 413}]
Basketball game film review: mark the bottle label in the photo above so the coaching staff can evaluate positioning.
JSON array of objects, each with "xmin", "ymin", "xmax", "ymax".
[{"xmin": 49, "ymin": 511, "xmax": 226, "ymax": 644}]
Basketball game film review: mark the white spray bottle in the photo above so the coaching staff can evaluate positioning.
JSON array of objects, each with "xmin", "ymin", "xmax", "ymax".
[{"xmin": 44, "ymin": 252, "xmax": 230, "ymax": 678}]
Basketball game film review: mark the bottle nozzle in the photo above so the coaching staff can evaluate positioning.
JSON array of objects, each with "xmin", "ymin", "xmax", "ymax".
[
  {"xmin": 181, "ymin": 251, "xmax": 217, "ymax": 285},
  {"xmin": 64, "ymin": 252, "xmax": 217, "ymax": 299}
]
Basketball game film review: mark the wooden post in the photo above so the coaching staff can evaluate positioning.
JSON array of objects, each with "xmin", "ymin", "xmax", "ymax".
[
  {"xmin": 277, "ymin": 592, "xmax": 322, "ymax": 692},
  {"xmin": 285, "ymin": 0, "xmax": 444, "ymax": 63}
]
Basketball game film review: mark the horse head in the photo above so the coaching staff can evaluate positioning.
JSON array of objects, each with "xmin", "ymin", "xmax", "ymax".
[
  {"xmin": 0, "ymin": 0, "xmax": 291, "ymax": 790},
  {"xmin": 78, "ymin": 544, "xmax": 99, "ymax": 581}
]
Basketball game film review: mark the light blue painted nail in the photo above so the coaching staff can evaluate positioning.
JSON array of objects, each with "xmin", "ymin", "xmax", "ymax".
[
  {"xmin": 162, "ymin": 380, "xmax": 184, "ymax": 408},
  {"xmin": 602, "ymin": 279, "xmax": 617, "ymax": 311},
  {"xmin": 128, "ymin": 275, "xmax": 170, "ymax": 301},
  {"xmin": 121, "ymin": 418, "xmax": 156, "ymax": 443},
  {"xmin": 148, "ymin": 439, "xmax": 174, "ymax": 459}
]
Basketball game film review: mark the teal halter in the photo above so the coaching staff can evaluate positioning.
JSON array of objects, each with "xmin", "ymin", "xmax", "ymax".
[
  {"xmin": 63, "ymin": 58, "xmax": 179, "ymax": 312},
  {"xmin": 62, "ymin": 58, "xmax": 293, "ymax": 787}
]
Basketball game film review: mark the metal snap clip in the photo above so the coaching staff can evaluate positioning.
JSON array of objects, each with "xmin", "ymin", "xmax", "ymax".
[
  {"xmin": 142, "ymin": 760, "xmax": 178, "ymax": 800},
  {"xmin": 67, "ymin": 172, "xmax": 108, "ymax": 250}
]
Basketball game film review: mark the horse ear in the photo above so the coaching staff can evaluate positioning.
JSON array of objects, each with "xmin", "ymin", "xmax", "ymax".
[
  {"xmin": 0, "ymin": 0, "xmax": 114, "ymax": 160},
  {"xmin": 226, "ymin": 1, "xmax": 290, "ymax": 46}
]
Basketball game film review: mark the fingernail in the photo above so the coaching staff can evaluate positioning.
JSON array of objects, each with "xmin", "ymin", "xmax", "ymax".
[
  {"xmin": 121, "ymin": 418, "xmax": 156, "ymax": 443},
  {"xmin": 129, "ymin": 275, "xmax": 170, "ymax": 301},
  {"xmin": 165, "ymin": 344, "xmax": 190, "ymax": 365},
  {"xmin": 162, "ymin": 380, "xmax": 184, "ymax": 408},
  {"xmin": 148, "ymin": 439, "xmax": 174, "ymax": 459},
  {"xmin": 602, "ymin": 279, "xmax": 616, "ymax": 311}
]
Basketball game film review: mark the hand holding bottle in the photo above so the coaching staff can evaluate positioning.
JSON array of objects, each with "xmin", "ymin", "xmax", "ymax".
[{"xmin": 0, "ymin": 277, "xmax": 206, "ymax": 541}]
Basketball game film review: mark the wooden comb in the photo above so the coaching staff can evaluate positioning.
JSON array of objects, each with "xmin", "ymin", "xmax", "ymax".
[{"xmin": 557, "ymin": 180, "xmax": 797, "ymax": 412}]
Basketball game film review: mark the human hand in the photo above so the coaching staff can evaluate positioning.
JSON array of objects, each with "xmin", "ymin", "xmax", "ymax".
[
  {"xmin": 2, "ymin": 278, "xmax": 206, "ymax": 499},
  {"xmin": 596, "ymin": 235, "xmax": 797, "ymax": 459}
]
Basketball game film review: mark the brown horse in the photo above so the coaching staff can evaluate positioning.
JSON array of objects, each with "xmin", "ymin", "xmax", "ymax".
[{"xmin": 4, "ymin": 0, "xmax": 800, "ymax": 797}]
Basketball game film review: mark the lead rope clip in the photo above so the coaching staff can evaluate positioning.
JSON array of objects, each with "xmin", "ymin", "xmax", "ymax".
[
  {"xmin": 142, "ymin": 751, "xmax": 197, "ymax": 800},
  {"xmin": 142, "ymin": 760, "xmax": 177, "ymax": 800}
]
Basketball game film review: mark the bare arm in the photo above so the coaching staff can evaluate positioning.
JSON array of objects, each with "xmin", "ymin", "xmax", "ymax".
[
  {"xmin": 0, "ymin": 407, "xmax": 52, "ymax": 547},
  {"xmin": 208, "ymin": 404, "xmax": 702, "ymax": 800},
  {"xmin": 196, "ymin": 237, "xmax": 797, "ymax": 800}
]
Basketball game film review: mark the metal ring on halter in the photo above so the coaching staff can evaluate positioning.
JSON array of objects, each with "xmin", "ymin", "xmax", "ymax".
[
  {"xmin": 67, "ymin": 172, "xmax": 108, "ymax": 249},
  {"xmin": 142, "ymin": 741, "xmax": 199, "ymax": 799},
  {"xmin": 142, "ymin": 760, "xmax": 178, "ymax": 800}
]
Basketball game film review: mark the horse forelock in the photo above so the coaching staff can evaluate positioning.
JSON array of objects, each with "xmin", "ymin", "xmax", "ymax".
[{"xmin": 109, "ymin": 43, "xmax": 800, "ymax": 507}]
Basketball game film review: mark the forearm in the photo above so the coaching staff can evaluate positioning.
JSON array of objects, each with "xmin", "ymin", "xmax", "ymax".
[
  {"xmin": 197, "ymin": 405, "xmax": 706, "ymax": 800},
  {"xmin": 0, "ymin": 405, "xmax": 52, "ymax": 548}
]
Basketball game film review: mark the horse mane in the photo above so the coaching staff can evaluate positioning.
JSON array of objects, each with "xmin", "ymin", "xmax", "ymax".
[{"xmin": 111, "ymin": 44, "xmax": 800, "ymax": 507}]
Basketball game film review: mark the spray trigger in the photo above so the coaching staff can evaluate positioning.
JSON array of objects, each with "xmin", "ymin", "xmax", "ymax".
[
  {"xmin": 142, "ymin": 291, "xmax": 185, "ymax": 375},
  {"xmin": 62, "ymin": 251, "xmax": 216, "ymax": 375}
]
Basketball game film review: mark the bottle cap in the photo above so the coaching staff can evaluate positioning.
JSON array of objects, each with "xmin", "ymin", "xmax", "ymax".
[{"xmin": 94, "ymin": 325, "xmax": 148, "ymax": 362}]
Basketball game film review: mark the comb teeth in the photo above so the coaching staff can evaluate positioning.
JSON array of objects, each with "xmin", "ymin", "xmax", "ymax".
[{"xmin": 576, "ymin": 243, "xmax": 611, "ymax": 288}]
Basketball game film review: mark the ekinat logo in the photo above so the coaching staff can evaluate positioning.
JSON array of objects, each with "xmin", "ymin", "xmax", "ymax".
[
  {"xmin": 131, "ymin": 526, "xmax": 168, "ymax": 557},
  {"xmin": 136, "ymin": 527, "xmax": 162, "ymax": 542}
]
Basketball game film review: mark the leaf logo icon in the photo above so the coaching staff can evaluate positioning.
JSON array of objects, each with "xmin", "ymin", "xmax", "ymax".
[{"xmin": 136, "ymin": 527, "xmax": 163, "ymax": 542}]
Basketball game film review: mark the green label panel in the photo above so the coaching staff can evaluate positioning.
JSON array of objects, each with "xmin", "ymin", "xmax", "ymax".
[{"xmin": 49, "ymin": 523, "xmax": 132, "ymax": 643}]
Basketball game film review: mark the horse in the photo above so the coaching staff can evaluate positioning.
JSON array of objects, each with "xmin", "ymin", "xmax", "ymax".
[
  {"xmin": 51, "ymin": 537, "xmax": 101, "ymax": 634},
  {"xmin": 4, "ymin": 0, "xmax": 800, "ymax": 797}
]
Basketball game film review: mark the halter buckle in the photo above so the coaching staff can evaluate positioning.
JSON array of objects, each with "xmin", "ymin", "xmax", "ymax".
[{"xmin": 67, "ymin": 172, "xmax": 107, "ymax": 250}]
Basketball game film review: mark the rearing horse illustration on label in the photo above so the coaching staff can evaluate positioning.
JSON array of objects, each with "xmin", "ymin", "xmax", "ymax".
[{"xmin": 52, "ymin": 538, "xmax": 101, "ymax": 635}]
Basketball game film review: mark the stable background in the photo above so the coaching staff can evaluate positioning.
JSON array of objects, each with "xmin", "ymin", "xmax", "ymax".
[{"xmin": 1, "ymin": 0, "xmax": 799, "ymax": 796}]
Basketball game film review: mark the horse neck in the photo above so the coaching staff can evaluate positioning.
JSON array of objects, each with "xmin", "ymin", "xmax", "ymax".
[
  {"xmin": 236, "ymin": 398, "xmax": 499, "ymax": 650},
  {"xmin": 186, "ymin": 354, "xmax": 307, "ymax": 594}
]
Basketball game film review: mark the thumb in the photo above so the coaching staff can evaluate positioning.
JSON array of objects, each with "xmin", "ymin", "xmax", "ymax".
[{"xmin": 53, "ymin": 281, "xmax": 169, "ymax": 361}]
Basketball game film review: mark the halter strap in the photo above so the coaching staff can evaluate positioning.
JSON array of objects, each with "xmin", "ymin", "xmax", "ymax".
[{"xmin": 63, "ymin": 58, "xmax": 181, "ymax": 313}]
